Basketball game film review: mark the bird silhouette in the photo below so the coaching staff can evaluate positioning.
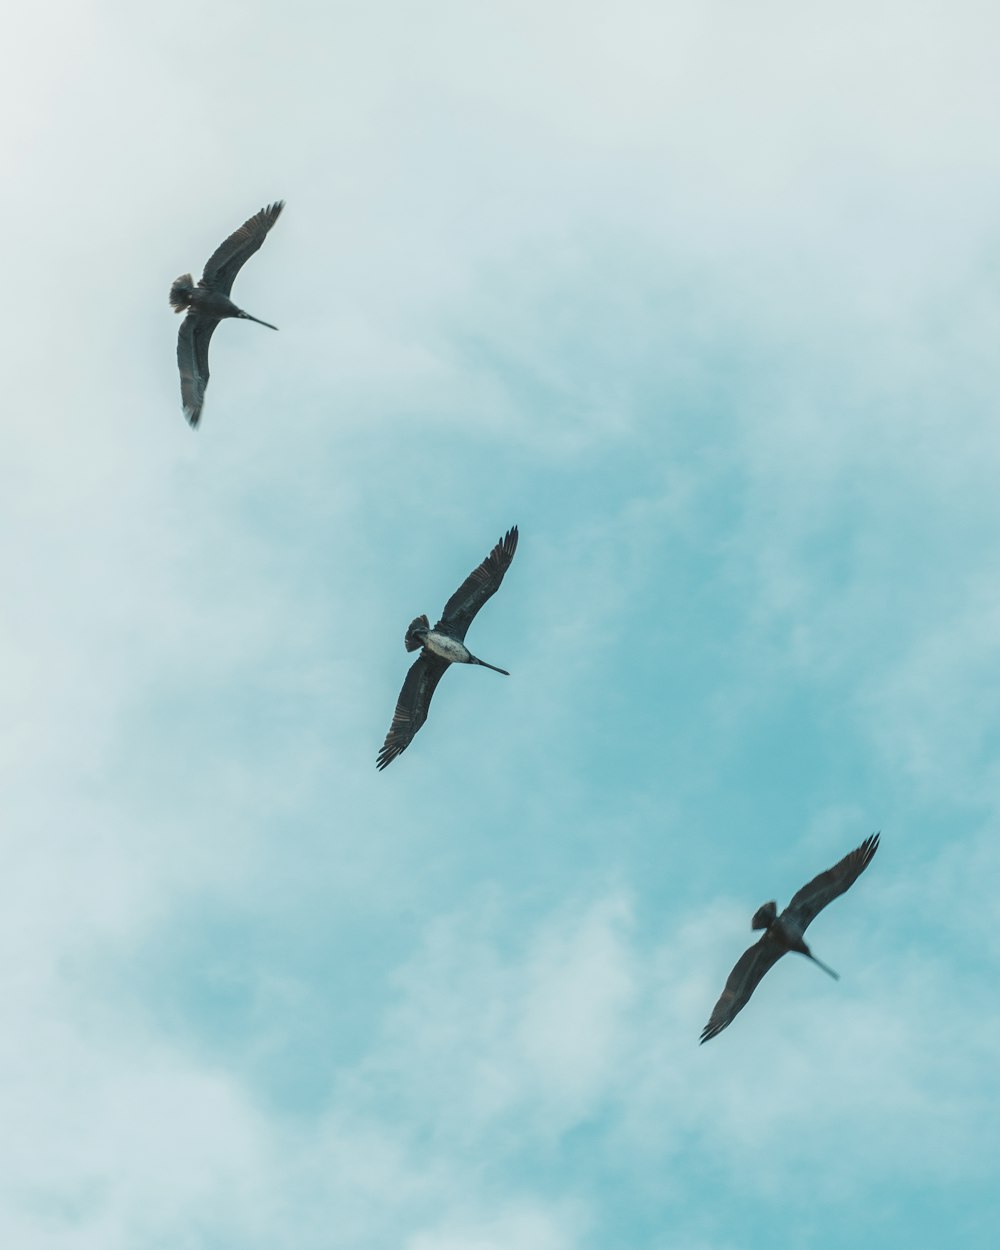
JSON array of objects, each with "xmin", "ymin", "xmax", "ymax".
[
  {"xmin": 170, "ymin": 201, "xmax": 284, "ymax": 427},
  {"xmin": 377, "ymin": 526, "xmax": 519, "ymax": 770},
  {"xmin": 700, "ymin": 832, "xmax": 880, "ymax": 1043}
]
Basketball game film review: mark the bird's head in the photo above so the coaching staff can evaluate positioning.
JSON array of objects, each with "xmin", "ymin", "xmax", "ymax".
[{"xmin": 751, "ymin": 900, "xmax": 777, "ymax": 930}]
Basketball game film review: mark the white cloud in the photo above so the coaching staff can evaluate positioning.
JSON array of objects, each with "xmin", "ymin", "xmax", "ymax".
[
  {"xmin": 357, "ymin": 892, "xmax": 637, "ymax": 1142},
  {"xmin": 407, "ymin": 1201, "xmax": 585, "ymax": 1250},
  {"xmin": 4, "ymin": 4, "xmax": 1000, "ymax": 1248}
]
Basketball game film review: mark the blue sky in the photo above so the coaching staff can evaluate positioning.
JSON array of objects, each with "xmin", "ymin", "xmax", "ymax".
[{"xmin": 4, "ymin": 2, "xmax": 1000, "ymax": 1247}]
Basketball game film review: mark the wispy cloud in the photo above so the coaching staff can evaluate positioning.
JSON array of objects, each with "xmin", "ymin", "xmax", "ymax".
[{"xmin": 5, "ymin": 2, "xmax": 1000, "ymax": 1248}]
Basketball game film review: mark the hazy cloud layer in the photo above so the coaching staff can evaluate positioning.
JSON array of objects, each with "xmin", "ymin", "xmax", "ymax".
[{"xmin": 4, "ymin": 2, "xmax": 1000, "ymax": 1248}]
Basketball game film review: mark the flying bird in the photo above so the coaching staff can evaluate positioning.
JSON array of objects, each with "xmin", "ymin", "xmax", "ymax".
[
  {"xmin": 169, "ymin": 201, "xmax": 285, "ymax": 427},
  {"xmin": 700, "ymin": 832, "xmax": 880, "ymax": 1043},
  {"xmin": 377, "ymin": 526, "xmax": 519, "ymax": 770}
]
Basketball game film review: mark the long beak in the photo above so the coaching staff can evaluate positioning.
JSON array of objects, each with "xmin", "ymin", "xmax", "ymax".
[
  {"xmin": 471, "ymin": 656, "xmax": 510, "ymax": 676},
  {"xmin": 806, "ymin": 951, "xmax": 839, "ymax": 980},
  {"xmin": 239, "ymin": 311, "xmax": 279, "ymax": 330}
]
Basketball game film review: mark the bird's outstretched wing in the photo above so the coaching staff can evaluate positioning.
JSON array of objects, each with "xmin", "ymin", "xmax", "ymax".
[
  {"xmin": 437, "ymin": 526, "xmax": 518, "ymax": 642},
  {"xmin": 783, "ymin": 833, "xmax": 880, "ymax": 933},
  {"xmin": 200, "ymin": 201, "xmax": 285, "ymax": 297},
  {"xmin": 177, "ymin": 315, "xmax": 219, "ymax": 428},
  {"xmin": 700, "ymin": 931, "xmax": 786, "ymax": 1043},
  {"xmin": 377, "ymin": 652, "xmax": 450, "ymax": 770}
]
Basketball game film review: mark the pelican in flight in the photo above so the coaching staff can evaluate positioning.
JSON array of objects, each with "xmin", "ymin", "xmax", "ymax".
[
  {"xmin": 169, "ymin": 201, "xmax": 284, "ymax": 427},
  {"xmin": 377, "ymin": 526, "xmax": 519, "ymax": 770},
  {"xmin": 700, "ymin": 832, "xmax": 880, "ymax": 1043}
]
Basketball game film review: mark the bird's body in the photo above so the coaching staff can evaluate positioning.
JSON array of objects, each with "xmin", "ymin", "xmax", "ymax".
[
  {"xmin": 764, "ymin": 914, "xmax": 812, "ymax": 960},
  {"xmin": 170, "ymin": 200, "xmax": 284, "ymax": 427},
  {"xmin": 170, "ymin": 283, "xmax": 277, "ymax": 326},
  {"xmin": 700, "ymin": 832, "xmax": 880, "ymax": 1043},
  {"xmin": 377, "ymin": 526, "xmax": 519, "ymax": 770},
  {"xmin": 421, "ymin": 630, "xmax": 476, "ymax": 665}
]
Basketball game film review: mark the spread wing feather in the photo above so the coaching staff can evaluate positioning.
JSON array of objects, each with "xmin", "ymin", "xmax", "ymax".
[
  {"xmin": 437, "ymin": 526, "xmax": 518, "ymax": 642},
  {"xmin": 177, "ymin": 315, "xmax": 219, "ymax": 428},
  {"xmin": 200, "ymin": 201, "xmax": 285, "ymax": 297},
  {"xmin": 783, "ymin": 833, "xmax": 880, "ymax": 932},
  {"xmin": 700, "ymin": 931, "xmax": 786, "ymax": 1043},
  {"xmin": 376, "ymin": 653, "xmax": 450, "ymax": 770}
]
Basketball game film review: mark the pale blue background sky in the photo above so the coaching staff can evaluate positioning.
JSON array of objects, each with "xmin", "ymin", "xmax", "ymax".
[{"xmin": 3, "ymin": 2, "xmax": 999, "ymax": 1247}]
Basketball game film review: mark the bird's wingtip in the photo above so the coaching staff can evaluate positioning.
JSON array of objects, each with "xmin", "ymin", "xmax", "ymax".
[{"xmin": 858, "ymin": 831, "xmax": 881, "ymax": 867}]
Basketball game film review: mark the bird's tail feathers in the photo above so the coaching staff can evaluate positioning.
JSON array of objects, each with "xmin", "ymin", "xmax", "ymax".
[
  {"xmin": 405, "ymin": 615, "xmax": 430, "ymax": 652},
  {"xmin": 169, "ymin": 274, "xmax": 195, "ymax": 313}
]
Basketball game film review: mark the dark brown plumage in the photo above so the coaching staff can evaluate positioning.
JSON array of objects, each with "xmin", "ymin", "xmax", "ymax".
[
  {"xmin": 377, "ymin": 527, "xmax": 519, "ymax": 770},
  {"xmin": 700, "ymin": 833, "xmax": 880, "ymax": 1043},
  {"xmin": 170, "ymin": 201, "xmax": 284, "ymax": 427}
]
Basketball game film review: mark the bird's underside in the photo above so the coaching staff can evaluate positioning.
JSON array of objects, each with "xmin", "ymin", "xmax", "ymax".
[
  {"xmin": 700, "ymin": 833, "xmax": 880, "ymax": 1043},
  {"xmin": 377, "ymin": 527, "xmax": 519, "ymax": 769},
  {"xmin": 170, "ymin": 201, "xmax": 284, "ymax": 427}
]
